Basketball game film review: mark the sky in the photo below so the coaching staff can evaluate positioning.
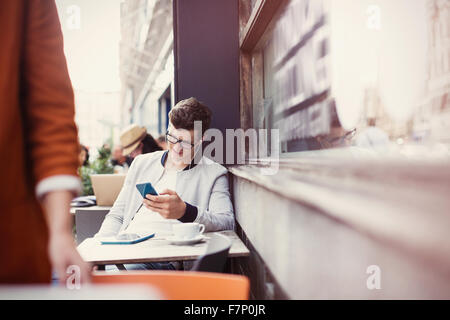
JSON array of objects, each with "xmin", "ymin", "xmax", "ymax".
[{"xmin": 55, "ymin": 0, "xmax": 123, "ymax": 92}]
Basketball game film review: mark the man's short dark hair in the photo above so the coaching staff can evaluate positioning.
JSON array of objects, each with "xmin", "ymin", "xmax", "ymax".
[{"xmin": 169, "ymin": 97, "xmax": 211, "ymax": 134}]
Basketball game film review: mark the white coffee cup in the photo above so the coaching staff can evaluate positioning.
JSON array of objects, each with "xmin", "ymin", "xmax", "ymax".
[{"xmin": 172, "ymin": 223, "xmax": 205, "ymax": 239}]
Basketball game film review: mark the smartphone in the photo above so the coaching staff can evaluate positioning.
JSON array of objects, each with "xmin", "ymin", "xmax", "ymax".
[{"xmin": 136, "ymin": 182, "xmax": 158, "ymax": 198}]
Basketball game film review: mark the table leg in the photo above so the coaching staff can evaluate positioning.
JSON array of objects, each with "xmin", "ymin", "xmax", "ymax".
[{"xmin": 224, "ymin": 258, "xmax": 233, "ymax": 273}]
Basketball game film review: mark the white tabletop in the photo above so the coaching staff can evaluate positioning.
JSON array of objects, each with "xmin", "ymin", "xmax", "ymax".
[{"xmin": 77, "ymin": 230, "xmax": 249, "ymax": 265}]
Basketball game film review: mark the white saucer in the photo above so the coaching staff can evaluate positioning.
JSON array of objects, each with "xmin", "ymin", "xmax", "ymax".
[{"xmin": 167, "ymin": 235, "xmax": 206, "ymax": 245}]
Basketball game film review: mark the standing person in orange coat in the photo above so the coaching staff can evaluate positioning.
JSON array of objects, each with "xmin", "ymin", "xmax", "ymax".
[{"xmin": 0, "ymin": 0, "xmax": 90, "ymax": 284}]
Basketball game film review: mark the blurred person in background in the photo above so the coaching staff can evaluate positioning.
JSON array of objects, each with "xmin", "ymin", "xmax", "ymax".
[
  {"xmin": 79, "ymin": 144, "xmax": 90, "ymax": 167},
  {"xmin": 157, "ymin": 134, "xmax": 168, "ymax": 150},
  {"xmin": 120, "ymin": 124, "xmax": 162, "ymax": 161},
  {"xmin": 0, "ymin": 0, "xmax": 90, "ymax": 284},
  {"xmin": 354, "ymin": 118, "xmax": 389, "ymax": 148},
  {"xmin": 111, "ymin": 145, "xmax": 132, "ymax": 173}
]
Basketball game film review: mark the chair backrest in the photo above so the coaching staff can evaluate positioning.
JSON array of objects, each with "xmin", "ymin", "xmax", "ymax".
[
  {"xmin": 75, "ymin": 209, "xmax": 109, "ymax": 244},
  {"xmin": 92, "ymin": 271, "xmax": 250, "ymax": 300},
  {"xmin": 191, "ymin": 233, "xmax": 232, "ymax": 272}
]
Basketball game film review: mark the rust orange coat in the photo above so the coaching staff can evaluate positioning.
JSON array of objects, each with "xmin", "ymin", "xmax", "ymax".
[{"xmin": 0, "ymin": 0, "xmax": 79, "ymax": 283}]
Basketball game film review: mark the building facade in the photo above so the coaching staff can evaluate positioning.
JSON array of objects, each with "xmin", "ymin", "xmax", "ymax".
[{"xmin": 119, "ymin": 0, "xmax": 174, "ymax": 137}]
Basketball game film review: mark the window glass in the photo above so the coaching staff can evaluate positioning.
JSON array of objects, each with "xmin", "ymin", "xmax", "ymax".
[{"xmin": 258, "ymin": 0, "xmax": 450, "ymax": 156}]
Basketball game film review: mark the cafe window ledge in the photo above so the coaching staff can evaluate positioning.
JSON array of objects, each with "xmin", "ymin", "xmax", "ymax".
[{"xmin": 228, "ymin": 148, "xmax": 450, "ymax": 276}]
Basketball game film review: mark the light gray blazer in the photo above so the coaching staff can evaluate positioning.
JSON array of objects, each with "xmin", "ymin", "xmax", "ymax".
[{"xmin": 95, "ymin": 150, "xmax": 235, "ymax": 237}]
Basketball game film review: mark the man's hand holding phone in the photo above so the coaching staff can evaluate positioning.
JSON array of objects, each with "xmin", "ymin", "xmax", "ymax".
[{"xmin": 143, "ymin": 189, "xmax": 186, "ymax": 220}]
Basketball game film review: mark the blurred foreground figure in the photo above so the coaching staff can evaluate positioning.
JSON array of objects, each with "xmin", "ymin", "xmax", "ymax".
[{"xmin": 0, "ymin": 0, "xmax": 90, "ymax": 283}]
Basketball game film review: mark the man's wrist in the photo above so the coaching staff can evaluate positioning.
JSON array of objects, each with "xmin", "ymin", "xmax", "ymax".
[{"xmin": 178, "ymin": 202, "xmax": 198, "ymax": 223}]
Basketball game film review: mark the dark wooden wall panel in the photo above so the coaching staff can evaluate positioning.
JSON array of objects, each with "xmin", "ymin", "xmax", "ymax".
[{"xmin": 173, "ymin": 0, "xmax": 240, "ymax": 135}]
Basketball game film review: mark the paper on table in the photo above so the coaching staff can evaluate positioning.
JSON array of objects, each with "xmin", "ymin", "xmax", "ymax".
[{"xmin": 98, "ymin": 232, "xmax": 155, "ymax": 245}]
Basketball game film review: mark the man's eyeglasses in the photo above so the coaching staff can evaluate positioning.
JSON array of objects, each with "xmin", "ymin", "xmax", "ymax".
[
  {"xmin": 165, "ymin": 131, "xmax": 195, "ymax": 149},
  {"xmin": 319, "ymin": 128, "xmax": 357, "ymax": 148}
]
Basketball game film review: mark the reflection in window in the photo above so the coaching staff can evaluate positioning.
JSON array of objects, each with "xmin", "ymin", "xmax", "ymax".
[{"xmin": 257, "ymin": 0, "xmax": 450, "ymax": 156}]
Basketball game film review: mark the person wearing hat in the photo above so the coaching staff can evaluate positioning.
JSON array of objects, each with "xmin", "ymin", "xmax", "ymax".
[
  {"xmin": 120, "ymin": 124, "xmax": 162, "ymax": 161},
  {"xmin": 95, "ymin": 97, "xmax": 234, "ymax": 270}
]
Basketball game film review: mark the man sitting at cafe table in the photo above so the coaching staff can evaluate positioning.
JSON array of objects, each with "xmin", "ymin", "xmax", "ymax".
[{"xmin": 94, "ymin": 97, "xmax": 235, "ymax": 270}]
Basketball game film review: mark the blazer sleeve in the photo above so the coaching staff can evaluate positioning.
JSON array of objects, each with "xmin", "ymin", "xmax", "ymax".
[
  {"xmin": 194, "ymin": 171, "xmax": 235, "ymax": 232},
  {"xmin": 22, "ymin": 0, "xmax": 80, "ymax": 187}
]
